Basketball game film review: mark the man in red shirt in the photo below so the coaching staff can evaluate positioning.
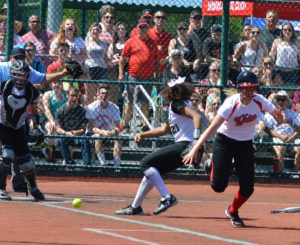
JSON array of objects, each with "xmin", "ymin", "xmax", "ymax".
[
  {"xmin": 148, "ymin": 10, "xmax": 173, "ymax": 75},
  {"xmin": 119, "ymin": 22, "xmax": 160, "ymax": 133}
]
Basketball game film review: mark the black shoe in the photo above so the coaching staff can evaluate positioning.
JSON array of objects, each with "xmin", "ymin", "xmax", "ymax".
[
  {"xmin": 31, "ymin": 189, "xmax": 45, "ymax": 202},
  {"xmin": 153, "ymin": 194, "xmax": 178, "ymax": 215},
  {"xmin": 115, "ymin": 205, "xmax": 144, "ymax": 215},
  {"xmin": 225, "ymin": 207, "xmax": 245, "ymax": 227}
]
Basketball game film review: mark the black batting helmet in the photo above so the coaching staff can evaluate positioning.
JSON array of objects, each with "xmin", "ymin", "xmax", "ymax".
[{"xmin": 237, "ymin": 70, "xmax": 259, "ymax": 88}]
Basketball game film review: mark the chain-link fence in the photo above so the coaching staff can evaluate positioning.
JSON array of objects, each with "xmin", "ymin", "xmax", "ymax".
[{"xmin": 0, "ymin": 0, "xmax": 300, "ymax": 179}]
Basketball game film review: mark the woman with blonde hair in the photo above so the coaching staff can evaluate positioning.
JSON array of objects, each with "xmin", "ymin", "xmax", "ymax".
[{"xmin": 50, "ymin": 18, "xmax": 87, "ymax": 63}]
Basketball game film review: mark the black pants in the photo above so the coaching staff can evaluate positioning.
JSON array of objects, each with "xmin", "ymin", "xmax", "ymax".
[
  {"xmin": 211, "ymin": 133, "xmax": 254, "ymax": 198},
  {"xmin": 140, "ymin": 141, "xmax": 189, "ymax": 175}
]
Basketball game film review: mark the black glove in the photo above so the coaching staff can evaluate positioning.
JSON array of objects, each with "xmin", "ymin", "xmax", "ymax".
[
  {"xmin": 29, "ymin": 127, "xmax": 44, "ymax": 146},
  {"xmin": 65, "ymin": 59, "xmax": 84, "ymax": 79}
]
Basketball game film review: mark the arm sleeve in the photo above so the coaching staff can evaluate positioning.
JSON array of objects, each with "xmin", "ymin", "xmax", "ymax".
[{"xmin": 28, "ymin": 67, "xmax": 46, "ymax": 84}]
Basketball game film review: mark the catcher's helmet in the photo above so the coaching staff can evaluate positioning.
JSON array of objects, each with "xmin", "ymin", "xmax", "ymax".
[
  {"xmin": 10, "ymin": 60, "xmax": 30, "ymax": 90},
  {"xmin": 237, "ymin": 70, "xmax": 259, "ymax": 88}
]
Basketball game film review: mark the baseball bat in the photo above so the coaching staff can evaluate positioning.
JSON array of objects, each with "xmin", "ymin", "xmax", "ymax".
[{"xmin": 270, "ymin": 207, "xmax": 300, "ymax": 214}]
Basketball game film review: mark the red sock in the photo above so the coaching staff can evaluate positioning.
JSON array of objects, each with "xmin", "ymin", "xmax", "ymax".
[{"xmin": 229, "ymin": 190, "xmax": 248, "ymax": 214}]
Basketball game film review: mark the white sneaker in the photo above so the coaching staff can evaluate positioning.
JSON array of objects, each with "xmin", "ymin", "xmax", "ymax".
[
  {"xmin": 97, "ymin": 153, "xmax": 106, "ymax": 166},
  {"xmin": 0, "ymin": 189, "xmax": 12, "ymax": 201},
  {"xmin": 114, "ymin": 157, "xmax": 121, "ymax": 167}
]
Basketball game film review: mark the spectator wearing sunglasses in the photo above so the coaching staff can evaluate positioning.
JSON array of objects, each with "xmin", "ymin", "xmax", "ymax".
[
  {"xmin": 24, "ymin": 42, "xmax": 46, "ymax": 73},
  {"xmin": 233, "ymin": 26, "xmax": 268, "ymax": 71},
  {"xmin": 18, "ymin": 15, "xmax": 56, "ymax": 67},
  {"xmin": 270, "ymin": 23, "xmax": 300, "ymax": 86}
]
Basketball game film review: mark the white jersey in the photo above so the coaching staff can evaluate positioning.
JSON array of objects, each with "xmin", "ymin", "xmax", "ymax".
[
  {"xmin": 217, "ymin": 93, "xmax": 275, "ymax": 141},
  {"xmin": 86, "ymin": 101, "xmax": 120, "ymax": 131},
  {"xmin": 168, "ymin": 100, "xmax": 194, "ymax": 143}
]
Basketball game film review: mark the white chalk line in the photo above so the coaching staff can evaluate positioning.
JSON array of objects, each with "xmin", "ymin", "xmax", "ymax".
[
  {"xmin": 83, "ymin": 228, "xmax": 160, "ymax": 245},
  {"xmin": 38, "ymin": 201, "xmax": 258, "ymax": 245}
]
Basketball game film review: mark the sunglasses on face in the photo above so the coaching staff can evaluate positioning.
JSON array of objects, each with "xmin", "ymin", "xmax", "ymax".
[
  {"xmin": 212, "ymin": 102, "xmax": 220, "ymax": 106},
  {"xmin": 251, "ymin": 31, "xmax": 260, "ymax": 34},
  {"xmin": 30, "ymin": 20, "xmax": 40, "ymax": 23},
  {"xmin": 139, "ymin": 25, "xmax": 149, "ymax": 30},
  {"xmin": 105, "ymin": 16, "xmax": 115, "ymax": 20},
  {"xmin": 178, "ymin": 28, "xmax": 187, "ymax": 31},
  {"xmin": 192, "ymin": 16, "xmax": 202, "ymax": 20},
  {"xmin": 264, "ymin": 62, "xmax": 273, "ymax": 66},
  {"xmin": 210, "ymin": 68, "xmax": 221, "ymax": 72},
  {"xmin": 25, "ymin": 48, "xmax": 35, "ymax": 52},
  {"xmin": 155, "ymin": 16, "xmax": 166, "ymax": 20},
  {"xmin": 283, "ymin": 28, "xmax": 292, "ymax": 32}
]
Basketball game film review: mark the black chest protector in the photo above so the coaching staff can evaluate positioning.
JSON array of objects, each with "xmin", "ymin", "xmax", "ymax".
[{"xmin": 0, "ymin": 80, "xmax": 34, "ymax": 129}]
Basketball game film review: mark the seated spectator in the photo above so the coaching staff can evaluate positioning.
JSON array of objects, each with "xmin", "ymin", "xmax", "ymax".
[
  {"xmin": 270, "ymin": 23, "xmax": 300, "ymax": 86},
  {"xmin": 205, "ymin": 92, "xmax": 220, "ymax": 125},
  {"xmin": 55, "ymin": 86, "xmax": 92, "ymax": 165},
  {"xmin": 291, "ymin": 86, "xmax": 300, "ymax": 112},
  {"xmin": 260, "ymin": 56, "xmax": 283, "ymax": 99},
  {"xmin": 189, "ymin": 92, "xmax": 208, "ymax": 131},
  {"xmin": 233, "ymin": 26, "xmax": 268, "ymax": 71},
  {"xmin": 0, "ymin": 33, "xmax": 5, "ymax": 61},
  {"xmin": 162, "ymin": 49, "xmax": 192, "ymax": 85},
  {"xmin": 42, "ymin": 81, "xmax": 67, "ymax": 162},
  {"xmin": 18, "ymin": 15, "xmax": 56, "ymax": 67},
  {"xmin": 47, "ymin": 42, "xmax": 85, "ymax": 103},
  {"xmin": 251, "ymin": 66, "xmax": 263, "ymax": 85},
  {"xmin": 24, "ymin": 42, "xmax": 46, "ymax": 73},
  {"xmin": 168, "ymin": 22, "xmax": 202, "ymax": 80},
  {"xmin": 107, "ymin": 22, "xmax": 129, "ymax": 105},
  {"xmin": 50, "ymin": 18, "xmax": 87, "ymax": 63},
  {"xmin": 86, "ymin": 85, "xmax": 122, "ymax": 166},
  {"xmin": 85, "ymin": 22, "xmax": 108, "ymax": 105},
  {"xmin": 202, "ymin": 24, "xmax": 234, "ymax": 64},
  {"xmin": 130, "ymin": 9, "xmax": 154, "ymax": 37},
  {"xmin": 264, "ymin": 90, "xmax": 300, "ymax": 171}
]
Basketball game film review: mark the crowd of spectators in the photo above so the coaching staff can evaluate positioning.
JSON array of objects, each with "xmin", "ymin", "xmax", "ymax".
[{"xmin": 1, "ymin": 4, "xmax": 299, "ymax": 171}]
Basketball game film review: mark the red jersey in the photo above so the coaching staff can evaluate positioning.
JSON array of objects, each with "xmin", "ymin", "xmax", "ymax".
[
  {"xmin": 47, "ymin": 60, "xmax": 63, "ymax": 74},
  {"xmin": 148, "ymin": 27, "xmax": 173, "ymax": 73},
  {"xmin": 121, "ymin": 35, "xmax": 159, "ymax": 79}
]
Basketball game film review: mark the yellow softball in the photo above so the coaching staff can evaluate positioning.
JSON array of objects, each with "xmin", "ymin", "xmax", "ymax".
[{"xmin": 72, "ymin": 198, "xmax": 82, "ymax": 208}]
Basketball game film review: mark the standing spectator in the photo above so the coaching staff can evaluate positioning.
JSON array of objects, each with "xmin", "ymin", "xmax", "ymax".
[
  {"xmin": 24, "ymin": 42, "xmax": 46, "ymax": 73},
  {"xmin": 85, "ymin": 22, "xmax": 108, "ymax": 105},
  {"xmin": 148, "ymin": 10, "xmax": 173, "ymax": 76},
  {"xmin": 55, "ymin": 86, "xmax": 91, "ymax": 165},
  {"xmin": 107, "ymin": 22, "xmax": 129, "ymax": 105},
  {"xmin": 86, "ymin": 85, "xmax": 122, "ymax": 166},
  {"xmin": 270, "ymin": 23, "xmax": 300, "ymax": 86},
  {"xmin": 202, "ymin": 24, "xmax": 234, "ymax": 64},
  {"xmin": 119, "ymin": 22, "xmax": 160, "ymax": 133},
  {"xmin": 240, "ymin": 24, "xmax": 252, "ymax": 42},
  {"xmin": 265, "ymin": 91, "xmax": 300, "ymax": 171},
  {"xmin": 18, "ymin": 15, "xmax": 56, "ymax": 67},
  {"xmin": 260, "ymin": 10, "xmax": 280, "ymax": 51},
  {"xmin": 42, "ymin": 81, "xmax": 67, "ymax": 162},
  {"xmin": 130, "ymin": 9, "xmax": 154, "ymax": 37},
  {"xmin": 251, "ymin": 66, "xmax": 263, "ymax": 85},
  {"xmin": 169, "ymin": 22, "xmax": 202, "ymax": 80},
  {"xmin": 162, "ymin": 49, "xmax": 193, "ymax": 85},
  {"xmin": 0, "ymin": 33, "xmax": 5, "ymax": 62},
  {"xmin": 50, "ymin": 18, "xmax": 87, "ymax": 63},
  {"xmin": 233, "ymin": 27, "xmax": 268, "ymax": 71}
]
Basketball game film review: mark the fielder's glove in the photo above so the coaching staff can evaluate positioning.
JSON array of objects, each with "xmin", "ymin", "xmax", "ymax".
[
  {"xmin": 28, "ymin": 127, "xmax": 44, "ymax": 146},
  {"xmin": 65, "ymin": 59, "xmax": 84, "ymax": 79},
  {"xmin": 181, "ymin": 142, "xmax": 204, "ymax": 167}
]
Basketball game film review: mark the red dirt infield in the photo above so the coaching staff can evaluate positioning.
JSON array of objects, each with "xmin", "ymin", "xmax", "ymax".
[{"xmin": 0, "ymin": 176, "xmax": 299, "ymax": 245}]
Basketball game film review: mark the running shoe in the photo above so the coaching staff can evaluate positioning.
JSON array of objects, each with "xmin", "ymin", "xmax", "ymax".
[
  {"xmin": 115, "ymin": 205, "xmax": 144, "ymax": 215},
  {"xmin": 153, "ymin": 194, "xmax": 178, "ymax": 215},
  {"xmin": 0, "ymin": 189, "xmax": 12, "ymax": 201},
  {"xmin": 225, "ymin": 207, "xmax": 245, "ymax": 227}
]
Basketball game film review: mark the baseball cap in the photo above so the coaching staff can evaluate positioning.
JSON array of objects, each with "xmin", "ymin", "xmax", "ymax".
[
  {"xmin": 211, "ymin": 24, "xmax": 222, "ymax": 33},
  {"xmin": 177, "ymin": 22, "xmax": 188, "ymax": 30},
  {"xmin": 141, "ymin": 9, "xmax": 153, "ymax": 18},
  {"xmin": 11, "ymin": 47, "xmax": 25, "ymax": 57},
  {"xmin": 190, "ymin": 10, "xmax": 202, "ymax": 18},
  {"xmin": 276, "ymin": 90, "xmax": 289, "ymax": 98},
  {"xmin": 137, "ymin": 22, "xmax": 149, "ymax": 28}
]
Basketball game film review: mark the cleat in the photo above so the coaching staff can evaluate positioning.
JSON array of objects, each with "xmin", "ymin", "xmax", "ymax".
[
  {"xmin": 31, "ymin": 189, "xmax": 45, "ymax": 202},
  {"xmin": 0, "ymin": 189, "xmax": 12, "ymax": 201},
  {"xmin": 225, "ymin": 207, "xmax": 245, "ymax": 227},
  {"xmin": 115, "ymin": 205, "xmax": 144, "ymax": 215},
  {"xmin": 153, "ymin": 194, "xmax": 178, "ymax": 215}
]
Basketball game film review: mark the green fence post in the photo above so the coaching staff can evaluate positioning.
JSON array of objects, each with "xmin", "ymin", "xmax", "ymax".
[
  {"xmin": 40, "ymin": 0, "xmax": 47, "ymax": 30},
  {"xmin": 220, "ymin": 0, "xmax": 230, "ymax": 103},
  {"xmin": 81, "ymin": 8, "xmax": 87, "ymax": 39},
  {"xmin": 6, "ymin": 0, "xmax": 14, "ymax": 60}
]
